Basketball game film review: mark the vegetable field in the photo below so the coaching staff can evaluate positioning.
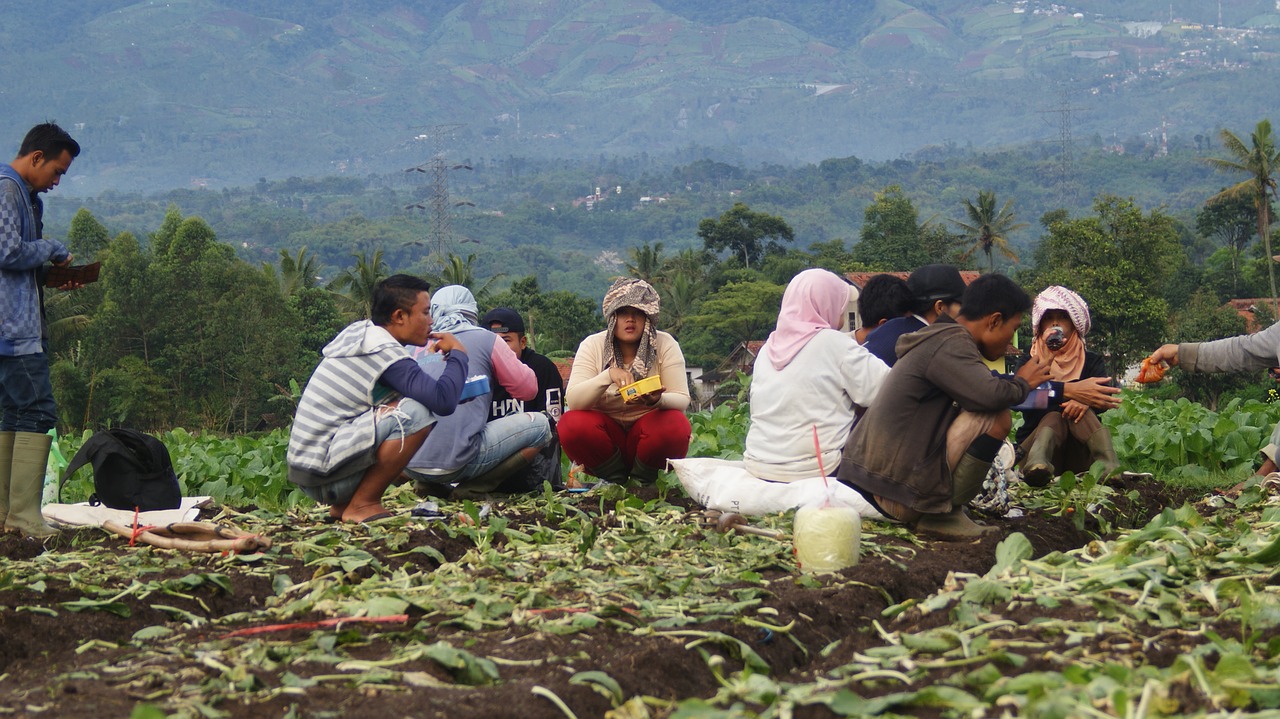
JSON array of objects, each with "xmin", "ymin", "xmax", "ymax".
[{"xmin": 5, "ymin": 395, "xmax": 1280, "ymax": 718}]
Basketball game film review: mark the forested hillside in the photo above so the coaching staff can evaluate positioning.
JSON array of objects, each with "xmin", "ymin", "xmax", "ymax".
[{"xmin": 5, "ymin": 0, "xmax": 1280, "ymax": 193}]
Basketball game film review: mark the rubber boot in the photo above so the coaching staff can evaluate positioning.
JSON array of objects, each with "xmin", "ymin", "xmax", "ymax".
[
  {"xmin": 629, "ymin": 459, "xmax": 664, "ymax": 485},
  {"xmin": 951, "ymin": 451, "xmax": 994, "ymax": 507},
  {"xmin": 913, "ymin": 452, "xmax": 999, "ymax": 540},
  {"xmin": 6, "ymin": 432, "xmax": 57, "ymax": 538},
  {"xmin": 1085, "ymin": 427, "xmax": 1120, "ymax": 477},
  {"xmin": 914, "ymin": 507, "xmax": 997, "ymax": 540},
  {"xmin": 585, "ymin": 451, "xmax": 629, "ymax": 484},
  {"xmin": 451, "ymin": 447, "xmax": 540, "ymax": 499},
  {"xmin": 1020, "ymin": 425, "xmax": 1060, "ymax": 488},
  {"xmin": 0, "ymin": 431, "xmax": 14, "ymax": 528}
]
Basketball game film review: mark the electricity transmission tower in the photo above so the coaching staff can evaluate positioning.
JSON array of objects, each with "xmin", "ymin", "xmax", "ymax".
[
  {"xmin": 404, "ymin": 123, "xmax": 472, "ymax": 269},
  {"xmin": 1040, "ymin": 90, "xmax": 1085, "ymax": 208}
]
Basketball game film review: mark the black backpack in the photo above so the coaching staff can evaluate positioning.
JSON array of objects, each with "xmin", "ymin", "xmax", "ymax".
[{"xmin": 59, "ymin": 429, "xmax": 182, "ymax": 511}]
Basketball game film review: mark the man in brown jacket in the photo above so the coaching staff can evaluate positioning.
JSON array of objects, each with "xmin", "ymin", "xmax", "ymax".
[{"xmin": 838, "ymin": 274, "xmax": 1051, "ymax": 539}]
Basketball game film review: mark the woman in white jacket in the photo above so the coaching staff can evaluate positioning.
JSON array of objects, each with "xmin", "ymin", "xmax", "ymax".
[{"xmin": 744, "ymin": 269, "xmax": 890, "ymax": 482}]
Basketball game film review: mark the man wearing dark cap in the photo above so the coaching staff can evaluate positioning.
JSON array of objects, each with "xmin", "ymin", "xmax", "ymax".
[
  {"xmin": 863, "ymin": 264, "xmax": 966, "ymax": 367},
  {"xmin": 482, "ymin": 307, "xmax": 566, "ymax": 490}
]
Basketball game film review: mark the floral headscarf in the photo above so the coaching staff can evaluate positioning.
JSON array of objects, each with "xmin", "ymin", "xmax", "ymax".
[{"xmin": 601, "ymin": 278, "xmax": 661, "ymax": 381}]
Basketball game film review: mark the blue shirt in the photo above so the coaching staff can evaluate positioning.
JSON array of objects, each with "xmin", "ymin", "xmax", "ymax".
[{"xmin": 862, "ymin": 316, "xmax": 926, "ymax": 367}]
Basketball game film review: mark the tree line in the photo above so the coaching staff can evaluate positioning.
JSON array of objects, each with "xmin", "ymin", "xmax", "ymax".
[{"xmin": 41, "ymin": 119, "xmax": 1280, "ymax": 433}]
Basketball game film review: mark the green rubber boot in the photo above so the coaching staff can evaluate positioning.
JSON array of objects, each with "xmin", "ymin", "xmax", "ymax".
[
  {"xmin": 0, "ymin": 431, "xmax": 14, "ymax": 529},
  {"xmin": 6, "ymin": 432, "xmax": 57, "ymax": 538},
  {"xmin": 586, "ymin": 451, "xmax": 629, "ymax": 485},
  {"xmin": 629, "ymin": 459, "xmax": 664, "ymax": 485},
  {"xmin": 1085, "ymin": 427, "xmax": 1120, "ymax": 477},
  {"xmin": 1020, "ymin": 425, "xmax": 1059, "ymax": 488}
]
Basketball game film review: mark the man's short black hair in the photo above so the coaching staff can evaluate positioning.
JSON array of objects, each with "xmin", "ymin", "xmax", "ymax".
[
  {"xmin": 370, "ymin": 274, "xmax": 431, "ymax": 326},
  {"xmin": 858, "ymin": 274, "xmax": 913, "ymax": 327},
  {"xmin": 18, "ymin": 123, "xmax": 80, "ymax": 160},
  {"xmin": 958, "ymin": 274, "xmax": 1032, "ymax": 322}
]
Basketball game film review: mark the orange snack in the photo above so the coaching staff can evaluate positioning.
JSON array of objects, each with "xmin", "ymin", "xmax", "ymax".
[{"xmin": 1136, "ymin": 356, "xmax": 1166, "ymax": 384}]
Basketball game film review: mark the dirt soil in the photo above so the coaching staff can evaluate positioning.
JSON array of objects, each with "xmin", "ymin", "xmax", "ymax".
[{"xmin": 0, "ymin": 476, "xmax": 1210, "ymax": 718}]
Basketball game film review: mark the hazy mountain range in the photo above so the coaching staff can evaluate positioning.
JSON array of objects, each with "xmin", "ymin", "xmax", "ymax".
[{"xmin": 6, "ymin": 0, "xmax": 1280, "ymax": 195}]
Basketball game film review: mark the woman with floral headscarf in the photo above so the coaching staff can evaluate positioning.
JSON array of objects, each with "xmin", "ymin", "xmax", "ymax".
[
  {"xmin": 560, "ymin": 278, "xmax": 691, "ymax": 484},
  {"xmin": 744, "ymin": 269, "xmax": 890, "ymax": 482},
  {"xmin": 1015, "ymin": 286, "xmax": 1123, "ymax": 486}
]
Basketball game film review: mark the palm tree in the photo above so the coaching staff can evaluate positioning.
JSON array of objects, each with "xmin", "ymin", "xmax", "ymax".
[
  {"xmin": 952, "ymin": 190, "xmax": 1027, "ymax": 272},
  {"xmin": 1207, "ymin": 120, "xmax": 1280, "ymax": 313},
  {"xmin": 434, "ymin": 253, "xmax": 503, "ymax": 301},
  {"xmin": 264, "ymin": 247, "xmax": 320, "ymax": 299},
  {"xmin": 278, "ymin": 247, "xmax": 320, "ymax": 298},
  {"xmin": 625, "ymin": 242, "xmax": 665, "ymax": 285},
  {"xmin": 328, "ymin": 248, "xmax": 386, "ymax": 320}
]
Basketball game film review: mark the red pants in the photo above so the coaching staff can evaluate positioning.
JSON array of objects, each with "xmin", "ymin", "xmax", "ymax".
[{"xmin": 558, "ymin": 409, "xmax": 691, "ymax": 472}]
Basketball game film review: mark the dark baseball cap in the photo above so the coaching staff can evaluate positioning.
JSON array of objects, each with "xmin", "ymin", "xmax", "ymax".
[
  {"xmin": 481, "ymin": 307, "xmax": 526, "ymax": 334},
  {"xmin": 907, "ymin": 264, "xmax": 966, "ymax": 303}
]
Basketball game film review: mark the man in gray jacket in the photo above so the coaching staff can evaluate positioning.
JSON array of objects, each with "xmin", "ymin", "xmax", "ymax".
[{"xmin": 1150, "ymin": 322, "xmax": 1280, "ymax": 477}]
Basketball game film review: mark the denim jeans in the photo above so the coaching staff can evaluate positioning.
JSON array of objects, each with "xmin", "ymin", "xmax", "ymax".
[
  {"xmin": 406, "ymin": 412, "xmax": 552, "ymax": 485},
  {"xmin": 0, "ymin": 351, "xmax": 57, "ymax": 433},
  {"xmin": 299, "ymin": 399, "xmax": 435, "ymax": 505}
]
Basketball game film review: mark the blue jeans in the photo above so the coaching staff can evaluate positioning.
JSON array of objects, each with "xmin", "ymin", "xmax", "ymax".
[
  {"xmin": 299, "ymin": 399, "xmax": 435, "ymax": 505},
  {"xmin": 0, "ymin": 351, "xmax": 57, "ymax": 433},
  {"xmin": 406, "ymin": 412, "xmax": 552, "ymax": 486}
]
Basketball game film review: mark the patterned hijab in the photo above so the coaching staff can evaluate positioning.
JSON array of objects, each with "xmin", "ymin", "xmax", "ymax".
[
  {"xmin": 602, "ymin": 278, "xmax": 661, "ymax": 381},
  {"xmin": 764, "ymin": 269, "xmax": 851, "ymax": 371},
  {"xmin": 1030, "ymin": 286, "xmax": 1090, "ymax": 382},
  {"xmin": 430, "ymin": 285, "xmax": 479, "ymax": 334}
]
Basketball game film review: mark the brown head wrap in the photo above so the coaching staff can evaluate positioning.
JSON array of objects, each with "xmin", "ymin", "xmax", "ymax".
[{"xmin": 601, "ymin": 278, "xmax": 661, "ymax": 381}]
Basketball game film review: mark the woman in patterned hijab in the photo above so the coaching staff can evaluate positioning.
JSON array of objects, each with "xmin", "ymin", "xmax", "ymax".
[
  {"xmin": 560, "ymin": 277, "xmax": 692, "ymax": 486},
  {"xmin": 1017, "ymin": 286, "xmax": 1122, "ymax": 486}
]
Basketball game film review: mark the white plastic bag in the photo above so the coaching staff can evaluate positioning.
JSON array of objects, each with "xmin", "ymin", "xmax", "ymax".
[{"xmin": 669, "ymin": 457, "xmax": 890, "ymax": 520}]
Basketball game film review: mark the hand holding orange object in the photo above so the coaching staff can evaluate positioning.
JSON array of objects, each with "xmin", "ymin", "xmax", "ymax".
[{"xmin": 1136, "ymin": 356, "xmax": 1166, "ymax": 384}]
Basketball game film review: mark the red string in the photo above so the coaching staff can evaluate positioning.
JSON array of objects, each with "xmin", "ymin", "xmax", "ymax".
[
  {"xmin": 130, "ymin": 506, "xmax": 141, "ymax": 547},
  {"xmin": 813, "ymin": 425, "xmax": 828, "ymax": 487}
]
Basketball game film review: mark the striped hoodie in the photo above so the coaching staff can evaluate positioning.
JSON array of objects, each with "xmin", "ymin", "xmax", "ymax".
[{"xmin": 287, "ymin": 320, "xmax": 412, "ymax": 486}]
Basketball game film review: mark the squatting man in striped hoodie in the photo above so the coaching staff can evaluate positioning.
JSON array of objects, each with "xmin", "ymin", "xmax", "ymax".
[{"xmin": 287, "ymin": 274, "xmax": 469, "ymax": 523}]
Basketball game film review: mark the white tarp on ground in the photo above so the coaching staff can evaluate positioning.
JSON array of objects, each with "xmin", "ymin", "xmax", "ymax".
[
  {"xmin": 42, "ymin": 496, "xmax": 213, "ymax": 528},
  {"xmin": 669, "ymin": 457, "xmax": 891, "ymax": 520}
]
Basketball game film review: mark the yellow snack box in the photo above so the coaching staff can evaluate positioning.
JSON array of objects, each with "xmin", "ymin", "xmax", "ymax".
[{"xmin": 619, "ymin": 375, "xmax": 663, "ymax": 403}]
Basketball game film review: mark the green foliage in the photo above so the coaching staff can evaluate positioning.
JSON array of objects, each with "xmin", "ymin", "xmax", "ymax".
[
  {"xmin": 58, "ymin": 427, "xmax": 301, "ymax": 510},
  {"xmin": 685, "ymin": 279, "xmax": 785, "ymax": 361},
  {"xmin": 697, "ymin": 202, "xmax": 795, "ymax": 268},
  {"xmin": 66, "ymin": 208, "xmax": 111, "ymax": 260},
  {"xmin": 483, "ymin": 276, "xmax": 601, "ymax": 355},
  {"xmin": 1106, "ymin": 392, "xmax": 1278, "ymax": 481},
  {"xmin": 854, "ymin": 185, "xmax": 930, "ymax": 270},
  {"xmin": 687, "ymin": 401, "xmax": 751, "ymax": 459}
]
